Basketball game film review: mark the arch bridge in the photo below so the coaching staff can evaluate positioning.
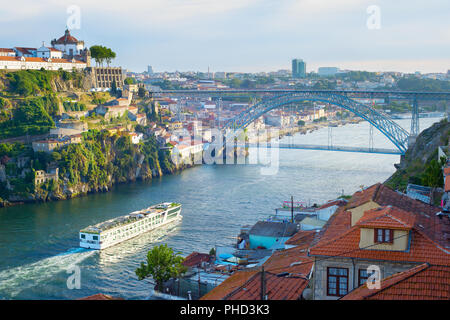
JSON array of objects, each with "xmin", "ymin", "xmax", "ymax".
[{"xmin": 158, "ymin": 89, "xmax": 450, "ymax": 155}]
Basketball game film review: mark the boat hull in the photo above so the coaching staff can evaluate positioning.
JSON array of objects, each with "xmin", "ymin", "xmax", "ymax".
[{"xmin": 79, "ymin": 205, "xmax": 182, "ymax": 250}]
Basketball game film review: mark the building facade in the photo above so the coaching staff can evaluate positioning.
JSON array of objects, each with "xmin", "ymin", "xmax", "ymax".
[{"xmin": 292, "ymin": 59, "xmax": 306, "ymax": 78}]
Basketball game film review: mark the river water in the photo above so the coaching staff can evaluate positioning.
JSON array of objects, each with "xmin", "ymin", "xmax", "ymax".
[{"xmin": 0, "ymin": 117, "xmax": 442, "ymax": 299}]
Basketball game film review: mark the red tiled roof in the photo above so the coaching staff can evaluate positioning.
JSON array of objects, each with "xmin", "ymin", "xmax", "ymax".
[
  {"xmin": 344, "ymin": 183, "xmax": 449, "ymax": 248},
  {"xmin": 0, "ymin": 48, "xmax": 14, "ymax": 53},
  {"xmin": 54, "ymin": 29, "xmax": 79, "ymax": 44},
  {"xmin": 223, "ymin": 271, "xmax": 309, "ymax": 300},
  {"xmin": 312, "ymin": 206, "xmax": 352, "ymax": 246},
  {"xmin": 285, "ymin": 230, "xmax": 318, "ymax": 248},
  {"xmin": 182, "ymin": 252, "xmax": 211, "ymax": 268},
  {"xmin": 445, "ymin": 176, "xmax": 450, "ymax": 192},
  {"xmin": 355, "ymin": 206, "xmax": 416, "ymax": 230},
  {"xmin": 0, "ymin": 56, "xmax": 19, "ymax": 62},
  {"xmin": 202, "ymin": 246, "xmax": 314, "ymax": 300},
  {"xmin": 444, "ymin": 167, "xmax": 450, "ymax": 176},
  {"xmin": 200, "ymin": 271, "xmax": 258, "ymax": 300},
  {"xmin": 309, "ymin": 222, "xmax": 450, "ymax": 266},
  {"xmin": 318, "ymin": 199, "xmax": 347, "ymax": 210},
  {"xmin": 341, "ymin": 263, "xmax": 450, "ymax": 300},
  {"xmin": 78, "ymin": 293, "xmax": 124, "ymax": 300},
  {"xmin": 263, "ymin": 246, "xmax": 314, "ymax": 275}
]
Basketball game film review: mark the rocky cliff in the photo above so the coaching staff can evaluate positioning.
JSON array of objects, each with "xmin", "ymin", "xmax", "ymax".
[{"xmin": 384, "ymin": 118, "xmax": 450, "ymax": 191}]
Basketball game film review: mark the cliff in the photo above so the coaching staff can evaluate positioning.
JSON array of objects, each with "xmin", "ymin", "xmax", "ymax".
[
  {"xmin": 0, "ymin": 131, "xmax": 184, "ymax": 205},
  {"xmin": 384, "ymin": 118, "xmax": 450, "ymax": 191}
]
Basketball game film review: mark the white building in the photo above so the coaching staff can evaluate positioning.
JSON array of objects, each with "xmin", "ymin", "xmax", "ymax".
[
  {"xmin": 0, "ymin": 56, "xmax": 86, "ymax": 71},
  {"xmin": 36, "ymin": 45, "xmax": 63, "ymax": 59},
  {"xmin": 50, "ymin": 29, "xmax": 85, "ymax": 57},
  {"xmin": 0, "ymin": 48, "xmax": 16, "ymax": 57}
]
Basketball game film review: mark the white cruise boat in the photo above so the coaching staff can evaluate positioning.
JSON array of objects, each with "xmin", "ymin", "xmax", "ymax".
[{"xmin": 79, "ymin": 202, "xmax": 182, "ymax": 250}]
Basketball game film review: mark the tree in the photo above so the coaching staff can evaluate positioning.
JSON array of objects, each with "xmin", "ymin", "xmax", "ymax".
[
  {"xmin": 138, "ymin": 86, "xmax": 146, "ymax": 98},
  {"xmin": 135, "ymin": 244, "xmax": 187, "ymax": 292},
  {"xmin": 421, "ymin": 157, "xmax": 445, "ymax": 188},
  {"xmin": 111, "ymin": 79, "xmax": 117, "ymax": 95},
  {"xmin": 89, "ymin": 45, "xmax": 116, "ymax": 67},
  {"xmin": 124, "ymin": 77, "xmax": 135, "ymax": 85}
]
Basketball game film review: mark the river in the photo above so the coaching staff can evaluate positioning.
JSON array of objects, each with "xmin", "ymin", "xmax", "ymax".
[{"xmin": 0, "ymin": 117, "xmax": 443, "ymax": 299}]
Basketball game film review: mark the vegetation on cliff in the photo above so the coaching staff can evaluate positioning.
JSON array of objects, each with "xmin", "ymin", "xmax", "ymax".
[
  {"xmin": 0, "ymin": 69, "xmax": 89, "ymax": 139},
  {"xmin": 385, "ymin": 118, "xmax": 450, "ymax": 192},
  {"xmin": 0, "ymin": 130, "xmax": 177, "ymax": 203}
]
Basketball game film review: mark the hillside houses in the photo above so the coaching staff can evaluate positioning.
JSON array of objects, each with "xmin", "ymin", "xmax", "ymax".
[
  {"xmin": 32, "ymin": 134, "xmax": 82, "ymax": 153},
  {"xmin": 199, "ymin": 183, "xmax": 450, "ymax": 301}
]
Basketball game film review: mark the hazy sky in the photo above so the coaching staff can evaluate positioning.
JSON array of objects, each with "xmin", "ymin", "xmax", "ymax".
[{"xmin": 0, "ymin": 0, "xmax": 449, "ymax": 74}]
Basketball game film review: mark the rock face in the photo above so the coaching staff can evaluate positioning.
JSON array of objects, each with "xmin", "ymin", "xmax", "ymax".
[
  {"xmin": 385, "ymin": 118, "xmax": 450, "ymax": 191},
  {"xmin": 401, "ymin": 119, "xmax": 449, "ymax": 169}
]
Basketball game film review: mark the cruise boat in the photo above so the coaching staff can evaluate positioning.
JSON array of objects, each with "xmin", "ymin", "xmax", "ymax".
[{"xmin": 79, "ymin": 202, "xmax": 182, "ymax": 250}]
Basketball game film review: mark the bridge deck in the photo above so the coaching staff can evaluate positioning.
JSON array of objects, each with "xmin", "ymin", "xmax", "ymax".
[{"xmin": 235, "ymin": 143, "xmax": 403, "ymax": 155}]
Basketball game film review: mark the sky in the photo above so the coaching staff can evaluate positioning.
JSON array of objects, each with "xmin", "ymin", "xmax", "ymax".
[{"xmin": 0, "ymin": 0, "xmax": 449, "ymax": 74}]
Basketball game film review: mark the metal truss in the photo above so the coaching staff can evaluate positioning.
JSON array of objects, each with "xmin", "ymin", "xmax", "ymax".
[{"xmin": 223, "ymin": 92, "xmax": 411, "ymax": 154}]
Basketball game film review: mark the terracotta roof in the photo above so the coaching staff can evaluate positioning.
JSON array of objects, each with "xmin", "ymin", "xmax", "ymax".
[
  {"xmin": 312, "ymin": 206, "xmax": 352, "ymax": 246},
  {"xmin": 0, "ymin": 56, "xmax": 19, "ymax": 61},
  {"xmin": 182, "ymin": 252, "xmax": 211, "ymax": 268},
  {"xmin": 341, "ymin": 263, "xmax": 450, "ymax": 300},
  {"xmin": 202, "ymin": 245, "xmax": 314, "ymax": 300},
  {"xmin": 223, "ymin": 271, "xmax": 309, "ymax": 300},
  {"xmin": 200, "ymin": 271, "xmax": 258, "ymax": 300},
  {"xmin": 263, "ymin": 246, "xmax": 314, "ymax": 276},
  {"xmin": 78, "ymin": 293, "xmax": 124, "ymax": 300},
  {"xmin": 0, "ymin": 48, "xmax": 14, "ymax": 53},
  {"xmin": 444, "ymin": 167, "xmax": 450, "ymax": 176},
  {"xmin": 309, "ymin": 221, "xmax": 450, "ymax": 266},
  {"xmin": 318, "ymin": 199, "xmax": 347, "ymax": 210},
  {"xmin": 54, "ymin": 29, "xmax": 79, "ymax": 44},
  {"xmin": 285, "ymin": 230, "xmax": 319, "ymax": 248},
  {"xmin": 355, "ymin": 206, "xmax": 416, "ymax": 230},
  {"xmin": 344, "ymin": 183, "xmax": 449, "ymax": 248},
  {"xmin": 347, "ymin": 183, "xmax": 441, "ymax": 217},
  {"xmin": 445, "ymin": 176, "xmax": 450, "ymax": 192}
]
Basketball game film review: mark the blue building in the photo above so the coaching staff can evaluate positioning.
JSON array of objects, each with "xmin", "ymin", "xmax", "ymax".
[{"xmin": 248, "ymin": 221, "xmax": 297, "ymax": 250}]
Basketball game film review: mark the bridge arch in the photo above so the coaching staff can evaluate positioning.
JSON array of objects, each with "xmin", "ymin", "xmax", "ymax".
[{"xmin": 223, "ymin": 92, "xmax": 410, "ymax": 154}]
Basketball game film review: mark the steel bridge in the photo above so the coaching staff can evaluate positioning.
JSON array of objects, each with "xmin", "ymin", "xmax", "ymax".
[{"xmin": 156, "ymin": 89, "xmax": 450, "ymax": 155}]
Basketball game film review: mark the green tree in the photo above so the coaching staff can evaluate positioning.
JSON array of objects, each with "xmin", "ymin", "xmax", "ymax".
[
  {"xmin": 421, "ymin": 157, "xmax": 445, "ymax": 188},
  {"xmin": 124, "ymin": 77, "xmax": 135, "ymax": 85},
  {"xmin": 90, "ymin": 45, "xmax": 116, "ymax": 67},
  {"xmin": 135, "ymin": 244, "xmax": 187, "ymax": 292},
  {"xmin": 111, "ymin": 79, "xmax": 117, "ymax": 95},
  {"xmin": 138, "ymin": 86, "xmax": 146, "ymax": 98}
]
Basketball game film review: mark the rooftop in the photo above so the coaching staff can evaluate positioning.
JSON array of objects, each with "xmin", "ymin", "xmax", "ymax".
[
  {"xmin": 341, "ymin": 263, "xmax": 450, "ymax": 300},
  {"xmin": 309, "ymin": 208, "xmax": 450, "ymax": 266},
  {"xmin": 249, "ymin": 221, "xmax": 297, "ymax": 238}
]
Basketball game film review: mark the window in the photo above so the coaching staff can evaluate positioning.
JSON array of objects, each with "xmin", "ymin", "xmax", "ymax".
[
  {"xmin": 358, "ymin": 269, "xmax": 376, "ymax": 287},
  {"xmin": 80, "ymin": 234, "xmax": 85, "ymax": 239},
  {"xmin": 374, "ymin": 229, "xmax": 393, "ymax": 243},
  {"xmin": 93, "ymin": 235, "xmax": 98, "ymax": 241},
  {"xmin": 327, "ymin": 267, "xmax": 348, "ymax": 297}
]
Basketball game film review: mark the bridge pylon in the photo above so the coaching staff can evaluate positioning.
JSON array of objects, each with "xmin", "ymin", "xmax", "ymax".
[{"xmin": 408, "ymin": 96, "xmax": 419, "ymax": 147}]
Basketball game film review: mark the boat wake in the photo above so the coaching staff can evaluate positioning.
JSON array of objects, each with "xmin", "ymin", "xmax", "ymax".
[{"xmin": 0, "ymin": 248, "xmax": 96, "ymax": 298}]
